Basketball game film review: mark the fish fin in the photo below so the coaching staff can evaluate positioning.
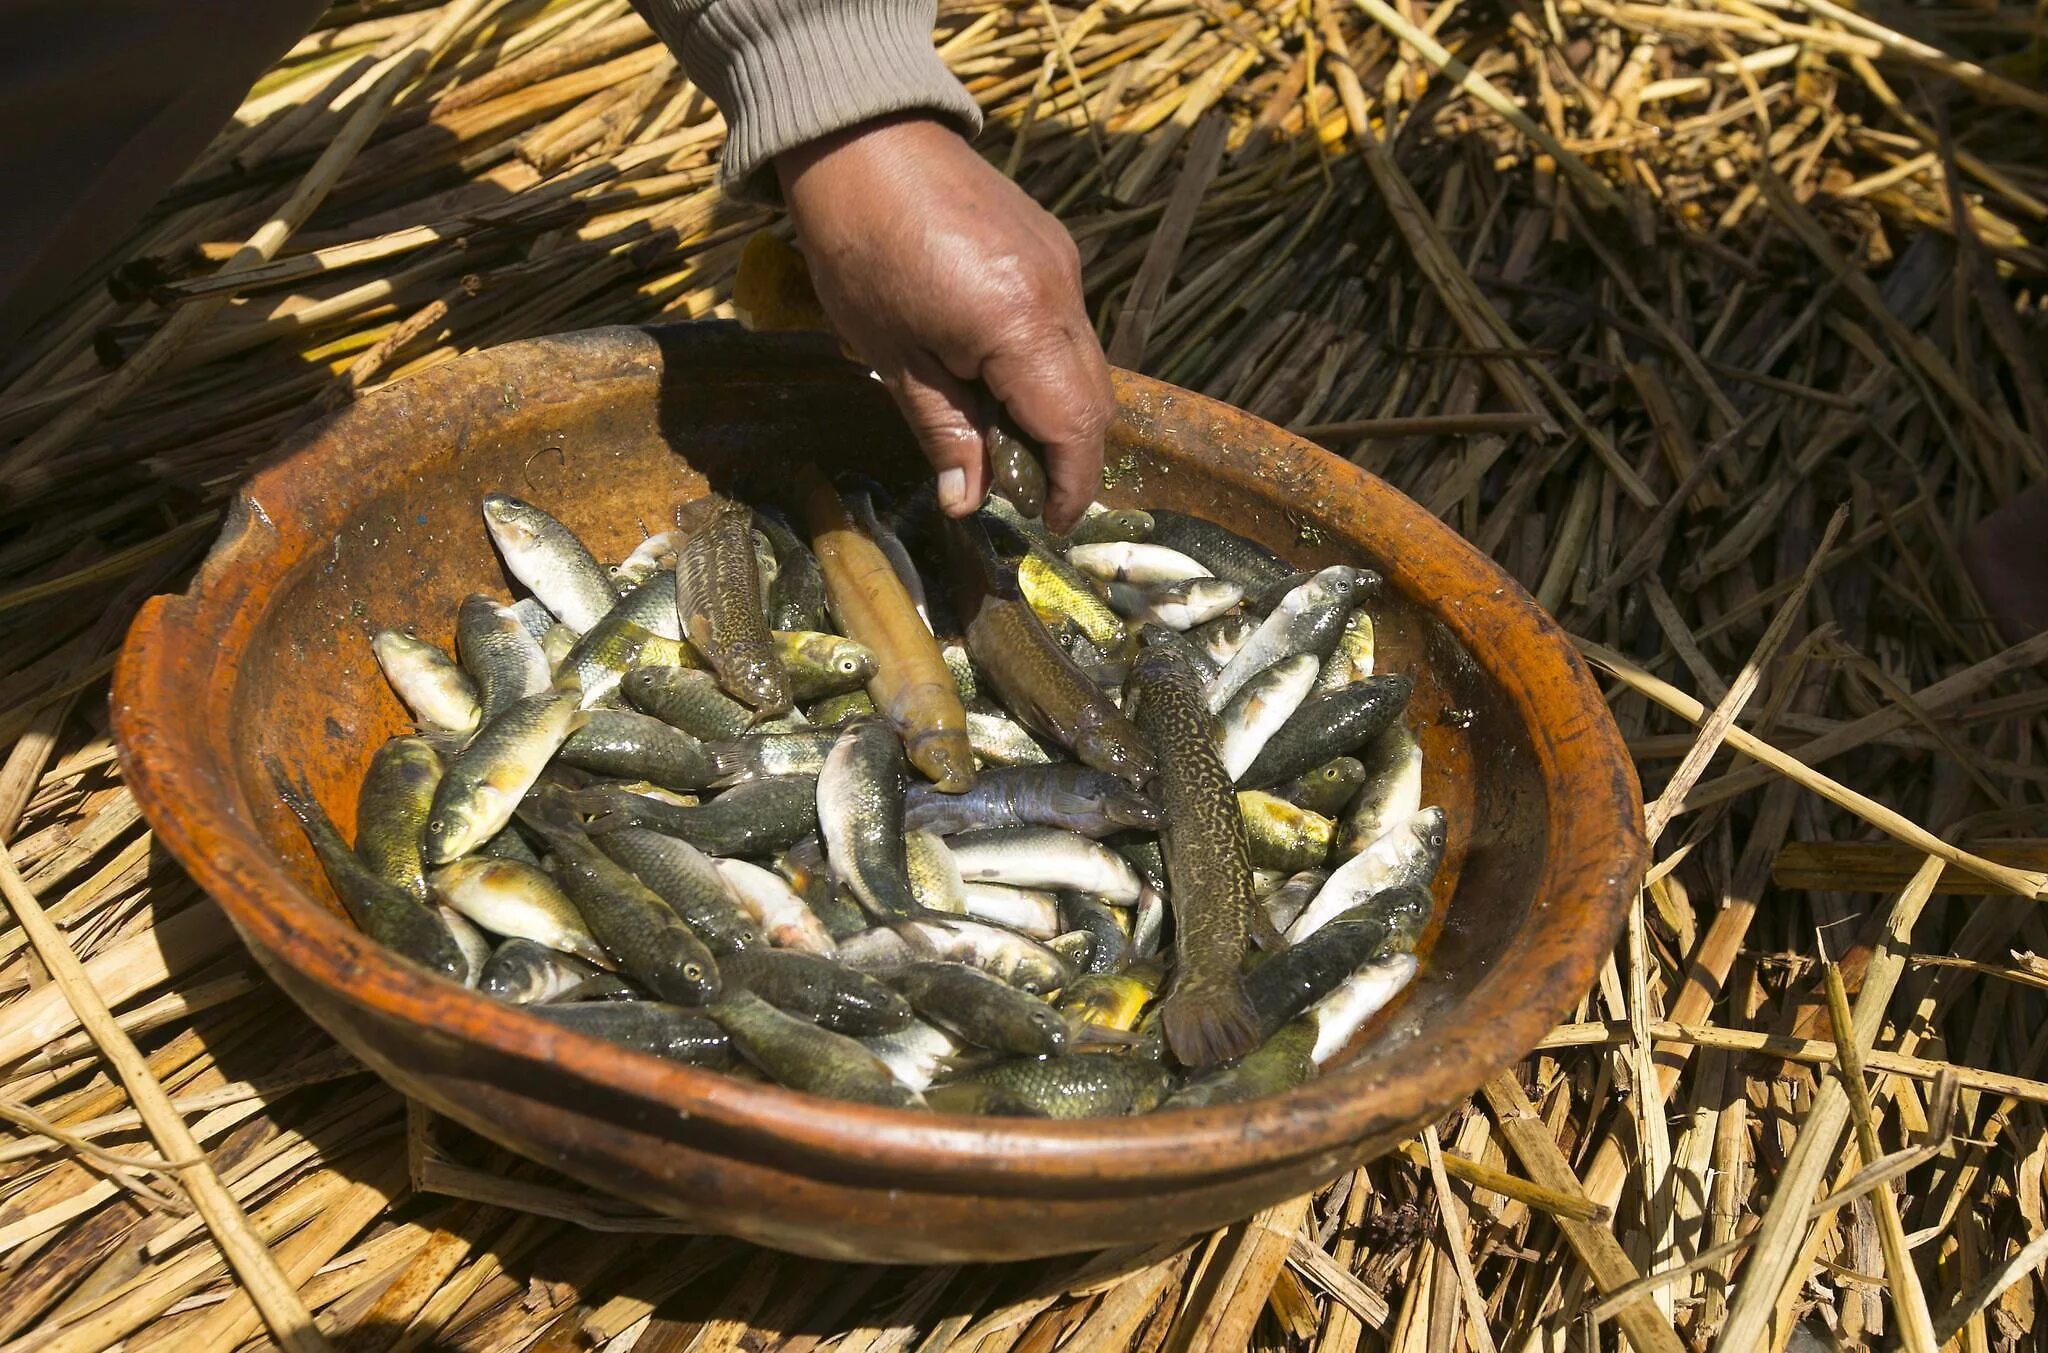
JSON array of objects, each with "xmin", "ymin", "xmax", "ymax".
[
  {"xmin": 263, "ymin": 756, "xmax": 322, "ymax": 828},
  {"xmin": 889, "ymin": 915, "xmax": 944, "ymax": 958},
  {"xmin": 704, "ymin": 743, "xmax": 758, "ymax": 787},
  {"xmin": 1249, "ymin": 909, "xmax": 1287, "ymax": 953},
  {"xmin": 1159, "ymin": 978, "xmax": 1261, "ymax": 1067},
  {"xmin": 416, "ymin": 728, "xmax": 469, "ymax": 760}
]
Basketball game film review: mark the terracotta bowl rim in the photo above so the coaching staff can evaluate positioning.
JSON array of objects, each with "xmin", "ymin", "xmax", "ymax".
[{"xmin": 112, "ymin": 322, "xmax": 1644, "ymax": 1191}]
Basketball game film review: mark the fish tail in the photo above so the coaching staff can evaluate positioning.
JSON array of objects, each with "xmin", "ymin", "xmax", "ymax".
[
  {"xmin": 1160, "ymin": 976, "xmax": 1261, "ymax": 1068},
  {"xmin": 263, "ymin": 756, "xmax": 318, "ymax": 827}
]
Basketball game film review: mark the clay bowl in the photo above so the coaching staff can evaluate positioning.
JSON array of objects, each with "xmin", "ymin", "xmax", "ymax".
[{"xmin": 114, "ymin": 322, "xmax": 1642, "ymax": 1264}]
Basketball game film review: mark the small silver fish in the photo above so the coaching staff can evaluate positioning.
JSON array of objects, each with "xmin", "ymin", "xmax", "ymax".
[
  {"xmin": 481, "ymin": 494, "xmax": 618, "ymax": 634},
  {"xmin": 1285, "ymin": 807, "xmax": 1447, "ymax": 943},
  {"xmin": 941, "ymin": 827, "xmax": 1143, "ymax": 903},
  {"xmin": 1215, "ymin": 654, "xmax": 1319, "ymax": 782},
  {"xmin": 372, "ymin": 632, "xmax": 480, "ymax": 738}
]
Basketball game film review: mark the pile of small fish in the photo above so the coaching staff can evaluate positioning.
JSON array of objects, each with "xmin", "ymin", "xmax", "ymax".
[{"xmin": 275, "ymin": 463, "xmax": 1447, "ymax": 1119}]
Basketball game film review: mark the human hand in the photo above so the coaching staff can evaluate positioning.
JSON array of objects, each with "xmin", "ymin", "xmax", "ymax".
[{"xmin": 775, "ymin": 114, "xmax": 1111, "ymax": 533}]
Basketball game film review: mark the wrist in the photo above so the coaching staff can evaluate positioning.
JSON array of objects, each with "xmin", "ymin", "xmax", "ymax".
[{"xmin": 775, "ymin": 114, "xmax": 961, "ymax": 201}]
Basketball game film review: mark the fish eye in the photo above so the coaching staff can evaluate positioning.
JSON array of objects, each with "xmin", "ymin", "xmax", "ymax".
[
  {"xmin": 427, "ymin": 819, "xmax": 445, "ymax": 833},
  {"xmin": 838, "ymin": 657, "xmax": 860, "ymax": 674},
  {"xmin": 683, "ymin": 963, "xmax": 705, "ymax": 981}
]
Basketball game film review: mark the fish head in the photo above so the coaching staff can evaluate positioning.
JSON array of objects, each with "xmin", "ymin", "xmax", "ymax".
[
  {"xmin": 1105, "ymin": 787, "xmax": 1166, "ymax": 831},
  {"xmin": 1380, "ymin": 884, "xmax": 1436, "ymax": 949},
  {"xmin": 1007, "ymin": 946, "xmax": 1073, "ymax": 997},
  {"xmin": 1071, "ymin": 725, "xmax": 1150, "ymax": 788},
  {"xmin": 1409, "ymin": 806, "xmax": 1448, "ymax": 852},
  {"xmin": 905, "ymin": 728, "xmax": 976, "ymax": 793},
  {"xmin": 667, "ymin": 954, "xmax": 721, "ymax": 1004},
  {"xmin": 1021, "ymin": 1002, "xmax": 1071, "ymax": 1054},
  {"xmin": 1317, "ymin": 756, "xmax": 1367, "ymax": 787},
  {"xmin": 423, "ymin": 792, "xmax": 497, "ymax": 865},
  {"xmin": 1103, "ymin": 508, "xmax": 1154, "ymax": 538},
  {"xmin": 815, "ymin": 637, "xmax": 877, "ymax": 683},
  {"xmin": 480, "ymin": 494, "xmax": 545, "ymax": 549},
  {"xmin": 1309, "ymin": 565, "xmax": 1368, "ymax": 607}
]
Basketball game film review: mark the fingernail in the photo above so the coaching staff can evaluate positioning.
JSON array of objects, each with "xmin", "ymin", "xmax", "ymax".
[{"xmin": 937, "ymin": 467, "xmax": 968, "ymax": 514}]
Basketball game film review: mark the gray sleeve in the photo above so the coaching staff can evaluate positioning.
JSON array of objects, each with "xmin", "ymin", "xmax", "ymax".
[{"xmin": 632, "ymin": 0, "xmax": 983, "ymax": 202}]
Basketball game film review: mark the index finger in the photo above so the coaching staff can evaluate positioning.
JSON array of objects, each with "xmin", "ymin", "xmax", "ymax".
[{"xmin": 979, "ymin": 317, "xmax": 1113, "ymax": 535}]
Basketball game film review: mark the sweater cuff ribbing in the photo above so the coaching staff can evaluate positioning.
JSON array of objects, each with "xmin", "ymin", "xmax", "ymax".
[{"xmin": 636, "ymin": 0, "xmax": 983, "ymax": 203}]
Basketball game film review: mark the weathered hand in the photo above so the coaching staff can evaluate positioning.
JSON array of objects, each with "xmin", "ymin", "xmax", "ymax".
[{"xmin": 775, "ymin": 114, "xmax": 1111, "ymax": 533}]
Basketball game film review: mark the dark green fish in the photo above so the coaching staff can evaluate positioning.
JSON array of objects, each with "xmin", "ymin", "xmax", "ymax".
[
  {"xmin": 935, "ymin": 1054, "xmax": 1170, "ymax": 1118},
  {"xmin": 476, "ymin": 823, "xmax": 543, "ymax": 866},
  {"xmin": 807, "ymin": 688, "xmax": 879, "ymax": 726},
  {"xmin": 593, "ymin": 826, "xmax": 761, "ymax": 955},
  {"xmin": 753, "ymin": 508, "xmax": 831, "ymax": 633},
  {"xmin": 1062, "ymin": 506, "xmax": 1154, "ymax": 548},
  {"xmin": 580, "ymin": 774, "xmax": 820, "ymax": 857},
  {"xmin": 881, "ymin": 961, "xmax": 1068, "ymax": 1055},
  {"xmin": 1238, "ymin": 675, "xmax": 1413, "ymax": 789},
  {"xmin": 622, "ymin": 666, "xmax": 753, "ymax": 740},
  {"xmin": 946, "ymin": 513, "xmax": 1153, "ymax": 786},
  {"xmin": 526, "ymin": 1000, "xmax": 731, "ymax": 1065},
  {"xmin": 721, "ymin": 948, "xmax": 912, "ymax": 1034},
  {"xmin": 1144, "ymin": 509, "xmax": 1292, "ymax": 591},
  {"xmin": 674, "ymin": 493, "xmax": 792, "ymax": 716},
  {"xmin": 902, "ymin": 764, "xmax": 1162, "ymax": 838},
  {"xmin": 354, "ymin": 735, "xmax": 442, "ymax": 905},
  {"xmin": 557, "ymin": 614, "xmax": 687, "ymax": 708},
  {"xmin": 1244, "ymin": 887, "xmax": 1432, "ymax": 1039},
  {"xmin": 519, "ymin": 797, "xmax": 721, "ymax": 1005},
  {"xmin": 707, "ymin": 990, "xmax": 922, "ymax": 1106},
  {"xmin": 1124, "ymin": 635, "xmax": 1261, "ymax": 1068},
  {"xmin": 612, "ymin": 569, "xmax": 683, "ymax": 640},
  {"xmin": 1111, "ymin": 835, "xmax": 1168, "ymax": 893},
  {"xmin": 268, "ymin": 759, "xmax": 467, "ymax": 981},
  {"xmin": 556, "ymin": 709, "xmax": 718, "ymax": 788},
  {"xmin": 922, "ymin": 1081, "xmax": 1050, "ymax": 1116}
]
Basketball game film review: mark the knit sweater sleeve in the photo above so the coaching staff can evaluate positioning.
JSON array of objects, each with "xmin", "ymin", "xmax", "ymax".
[{"xmin": 630, "ymin": 0, "xmax": 983, "ymax": 202}]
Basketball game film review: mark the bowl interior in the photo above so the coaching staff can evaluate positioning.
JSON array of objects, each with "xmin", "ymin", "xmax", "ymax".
[{"xmin": 236, "ymin": 326, "xmax": 1542, "ymax": 1095}]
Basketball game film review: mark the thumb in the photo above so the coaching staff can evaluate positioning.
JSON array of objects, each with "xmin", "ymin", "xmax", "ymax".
[{"xmin": 881, "ymin": 357, "xmax": 989, "ymax": 517}]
